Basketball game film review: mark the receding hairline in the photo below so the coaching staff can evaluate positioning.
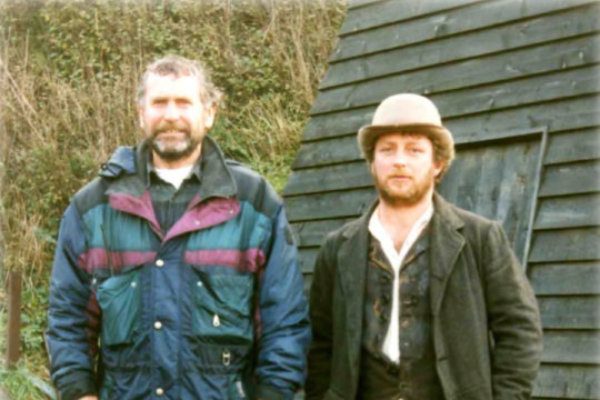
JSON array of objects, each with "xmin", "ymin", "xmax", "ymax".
[{"xmin": 137, "ymin": 56, "xmax": 222, "ymax": 106}]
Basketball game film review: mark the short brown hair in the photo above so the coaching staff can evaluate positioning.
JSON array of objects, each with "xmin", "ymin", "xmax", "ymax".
[{"xmin": 137, "ymin": 55, "xmax": 223, "ymax": 107}]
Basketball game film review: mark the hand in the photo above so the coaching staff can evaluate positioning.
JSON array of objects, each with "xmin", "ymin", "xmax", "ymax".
[{"xmin": 78, "ymin": 396, "xmax": 98, "ymax": 400}]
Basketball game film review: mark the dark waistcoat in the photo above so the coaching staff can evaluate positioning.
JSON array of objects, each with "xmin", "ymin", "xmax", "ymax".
[{"xmin": 359, "ymin": 228, "xmax": 444, "ymax": 400}]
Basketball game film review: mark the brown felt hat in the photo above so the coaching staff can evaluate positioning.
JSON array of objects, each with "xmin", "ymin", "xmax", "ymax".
[{"xmin": 358, "ymin": 93, "xmax": 455, "ymax": 169}]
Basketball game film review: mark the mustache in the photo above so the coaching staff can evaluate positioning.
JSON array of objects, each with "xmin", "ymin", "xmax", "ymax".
[
  {"xmin": 386, "ymin": 169, "xmax": 411, "ymax": 178},
  {"xmin": 153, "ymin": 122, "xmax": 190, "ymax": 135}
]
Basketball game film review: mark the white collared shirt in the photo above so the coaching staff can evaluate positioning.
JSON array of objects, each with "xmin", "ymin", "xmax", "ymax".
[{"xmin": 368, "ymin": 202, "xmax": 434, "ymax": 363}]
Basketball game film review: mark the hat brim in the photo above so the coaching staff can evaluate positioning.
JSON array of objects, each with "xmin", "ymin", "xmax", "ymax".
[{"xmin": 358, "ymin": 123, "xmax": 453, "ymax": 161}]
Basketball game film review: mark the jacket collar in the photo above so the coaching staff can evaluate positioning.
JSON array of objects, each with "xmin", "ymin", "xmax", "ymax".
[
  {"xmin": 104, "ymin": 136, "xmax": 238, "ymax": 200},
  {"xmin": 103, "ymin": 136, "xmax": 239, "ymax": 240},
  {"xmin": 137, "ymin": 136, "xmax": 237, "ymax": 199},
  {"xmin": 338, "ymin": 192, "xmax": 464, "ymax": 245},
  {"xmin": 195, "ymin": 136, "xmax": 238, "ymax": 201},
  {"xmin": 429, "ymin": 193, "xmax": 465, "ymax": 313}
]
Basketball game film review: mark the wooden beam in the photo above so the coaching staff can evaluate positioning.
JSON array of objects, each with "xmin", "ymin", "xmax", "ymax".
[
  {"xmin": 312, "ymin": 35, "xmax": 600, "ymax": 116},
  {"xmin": 534, "ymin": 364, "xmax": 600, "ymax": 399},
  {"xmin": 340, "ymin": 0, "xmax": 482, "ymax": 36},
  {"xmin": 299, "ymin": 248, "xmax": 320, "ymax": 274},
  {"xmin": 6, "ymin": 270, "xmax": 21, "ymax": 368},
  {"xmin": 529, "ymin": 262, "xmax": 600, "ymax": 295},
  {"xmin": 539, "ymin": 160, "xmax": 600, "ymax": 198},
  {"xmin": 306, "ymin": 91, "xmax": 600, "ymax": 142},
  {"xmin": 323, "ymin": 4, "xmax": 600, "ymax": 89},
  {"xmin": 544, "ymin": 128, "xmax": 600, "ymax": 166},
  {"xmin": 336, "ymin": 0, "xmax": 596, "ymax": 60},
  {"xmin": 293, "ymin": 127, "xmax": 600, "ymax": 170},
  {"xmin": 541, "ymin": 330, "xmax": 600, "ymax": 364},
  {"xmin": 538, "ymin": 296, "xmax": 600, "ymax": 329},
  {"xmin": 529, "ymin": 227, "xmax": 600, "ymax": 263},
  {"xmin": 534, "ymin": 194, "xmax": 600, "ymax": 231},
  {"xmin": 284, "ymin": 161, "xmax": 371, "ymax": 196},
  {"xmin": 285, "ymin": 187, "xmax": 375, "ymax": 222},
  {"xmin": 292, "ymin": 219, "xmax": 352, "ymax": 248}
]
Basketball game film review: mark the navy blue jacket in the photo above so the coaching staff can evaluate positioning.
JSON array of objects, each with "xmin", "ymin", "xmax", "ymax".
[{"xmin": 47, "ymin": 138, "xmax": 310, "ymax": 399}]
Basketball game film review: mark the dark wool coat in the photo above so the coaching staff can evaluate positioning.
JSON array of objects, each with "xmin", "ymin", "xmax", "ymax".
[{"xmin": 306, "ymin": 193, "xmax": 543, "ymax": 400}]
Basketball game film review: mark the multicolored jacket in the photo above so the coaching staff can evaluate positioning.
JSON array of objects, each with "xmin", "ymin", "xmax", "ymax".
[{"xmin": 47, "ymin": 138, "xmax": 310, "ymax": 400}]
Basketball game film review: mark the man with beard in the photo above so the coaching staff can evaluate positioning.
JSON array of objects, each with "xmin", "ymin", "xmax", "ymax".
[
  {"xmin": 47, "ymin": 55, "xmax": 310, "ymax": 400},
  {"xmin": 306, "ymin": 93, "xmax": 542, "ymax": 400}
]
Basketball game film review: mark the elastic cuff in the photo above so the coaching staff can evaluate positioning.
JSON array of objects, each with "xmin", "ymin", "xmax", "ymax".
[{"xmin": 256, "ymin": 384, "xmax": 295, "ymax": 400}]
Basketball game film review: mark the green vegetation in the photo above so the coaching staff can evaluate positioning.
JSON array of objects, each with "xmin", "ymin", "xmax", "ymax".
[{"xmin": 0, "ymin": 1, "xmax": 345, "ymax": 398}]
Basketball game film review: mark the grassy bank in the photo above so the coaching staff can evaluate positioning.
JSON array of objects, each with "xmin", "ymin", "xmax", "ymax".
[{"xmin": 0, "ymin": 1, "xmax": 345, "ymax": 398}]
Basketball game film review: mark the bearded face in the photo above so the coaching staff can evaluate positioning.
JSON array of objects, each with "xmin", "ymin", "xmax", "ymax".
[
  {"xmin": 149, "ymin": 120, "xmax": 198, "ymax": 161},
  {"xmin": 139, "ymin": 73, "xmax": 215, "ymax": 165},
  {"xmin": 370, "ymin": 133, "xmax": 442, "ymax": 207}
]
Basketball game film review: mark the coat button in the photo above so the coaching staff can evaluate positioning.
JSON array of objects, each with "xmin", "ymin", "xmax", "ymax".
[
  {"xmin": 222, "ymin": 349, "xmax": 231, "ymax": 366},
  {"xmin": 156, "ymin": 387, "xmax": 164, "ymax": 396},
  {"xmin": 155, "ymin": 259, "xmax": 164, "ymax": 267},
  {"xmin": 154, "ymin": 321, "xmax": 163, "ymax": 330}
]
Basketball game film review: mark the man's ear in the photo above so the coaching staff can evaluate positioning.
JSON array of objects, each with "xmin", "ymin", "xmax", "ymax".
[
  {"xmin": 204, "ymin": 103, "xmax": 217, "ymax": 129},
  {"xmin": 433, "ymin": 161, "xmax": 444, "ymax": 178},
  {"xmin": 138, "ymin": 107, "xmax": 145, "ymax": 129}
]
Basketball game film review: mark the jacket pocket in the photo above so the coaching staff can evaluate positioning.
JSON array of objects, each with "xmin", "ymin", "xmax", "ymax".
[
  {"xmin": 97, "ymin": 267, "xmax": 142, "ymax": 346},
  {"xmin": 192, "ymin": 272, "xmax": 254, "ymax": 344}
]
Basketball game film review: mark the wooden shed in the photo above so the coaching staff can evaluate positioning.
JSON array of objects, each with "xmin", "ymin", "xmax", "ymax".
[{"xmin": 283, "ymin": 0, "xmax": 600, "ymax": 398}]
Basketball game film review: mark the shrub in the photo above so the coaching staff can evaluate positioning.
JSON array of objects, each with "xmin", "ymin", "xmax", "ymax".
[{"xmin": 0, "ymin": 1, "xmax": 346, "ymax": 398}]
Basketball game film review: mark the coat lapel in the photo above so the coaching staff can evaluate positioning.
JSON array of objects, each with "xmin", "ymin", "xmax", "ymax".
[
  {"xmin": 335, "ymin": 206, "xmax": 373, "ymax": 385},
  {"xmin": 429, "ymin": 193, "xmax": 466, "ymax": 314}
]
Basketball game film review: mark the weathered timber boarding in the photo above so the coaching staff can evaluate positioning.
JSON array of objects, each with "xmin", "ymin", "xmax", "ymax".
[{"xmin": 283, "ymin": 0, "xmax": 600, "ymax": 398}]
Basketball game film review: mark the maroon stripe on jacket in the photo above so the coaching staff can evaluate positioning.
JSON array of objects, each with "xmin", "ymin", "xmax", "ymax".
[
  {"xmin": 184, "ymin": 248, "xmax": 266, "ymax": 273},
  {"xmin": 78, "ymin": 249, "xmax": 157, "ymax": 273},
  {"xmin": 164, "ymin": 197, "xmax": 240, "ymax": 243},
  {"xmin": 109, "ymin": 191, "xmax": 163, "ymax": 238}
]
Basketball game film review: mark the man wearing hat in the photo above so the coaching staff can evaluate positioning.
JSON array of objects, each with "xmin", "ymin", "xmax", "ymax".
[{"xmin": 306, "ymin": 94, "xmax": 542, "ymax": 400}]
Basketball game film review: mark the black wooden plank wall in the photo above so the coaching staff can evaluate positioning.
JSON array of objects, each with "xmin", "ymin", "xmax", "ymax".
[{"xmin": 283, "ymin": 0, "xmax": 600, "ymax": 398}]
